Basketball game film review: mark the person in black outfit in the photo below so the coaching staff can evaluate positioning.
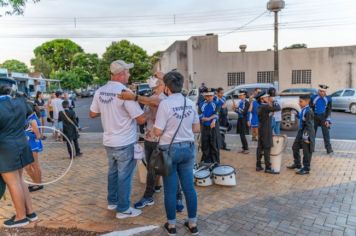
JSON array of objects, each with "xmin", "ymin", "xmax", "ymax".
[
  {"xmin": 233, "ymin": 89, "xmax": 250, "ymax": 154},
  {"xmin": 255, "ymin": 92, "xmax": 281, "ymax": 174},
  {"xmin": 310, "ymin": 84, "xmax": 333, "ymax": 154},
  {"xmin": 0, "ymin": 85, "xmax": 37, "ymax": 228},
  {"xmin": 287, "ymin": 95, "xmax": 316, "ymax": 175},
  {"xmin": 58, "ymin": 100, "xmax": 82, "ymax": 158},
  {"xmin": 215, "ymin": 87, "xmax": 231, "ymax": 151},
  {"xmin": 199, "ymin": 88, "xmax": 219, "ymax": 164}
]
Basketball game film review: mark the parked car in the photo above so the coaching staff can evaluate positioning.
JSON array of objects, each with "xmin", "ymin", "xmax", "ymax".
[
  {"xmin": 135, "ymin": 83, "xmax": 152, "ymax": 97},
  {"xmin": 224, "ymin": 83, "xmax": 303, "ymax": 131},
  {"xmin": 280, "ymin": 88, "xmax": 318, "ymax": 96},
  {"xmin": 330, "ymin": 88, "xmax": 356, "ymax": 114}
]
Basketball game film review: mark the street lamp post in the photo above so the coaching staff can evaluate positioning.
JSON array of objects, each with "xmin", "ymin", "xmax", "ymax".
[{"xmin": 267, "ymin": 0, "xmax": 285, "ymax": 88}]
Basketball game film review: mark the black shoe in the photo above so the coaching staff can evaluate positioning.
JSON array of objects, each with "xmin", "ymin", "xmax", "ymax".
[
  {"xmin": 287, "ymin": 164, "xmax": 302, "ymax": 169},
  {"xmin": 327, "ymin": 149, "xmax": 334, "ymax": 154},
  {"xmin": 296, "ymin": 169, "xmax": 310, "ymax": 175},
  {"xmin": 26, "ymin": 212, "xmax": 38, "ymax": 222},
  {"xmin": 222, "ymin": 147, "xmax": 231, "ymax": 151},
  {"xmin": 265, "ymin": 169, "xmax": 278, "ymax": 174},
  {"xmin": 154, "ymin": 185, "xmax": 162, "ymax": 193},
  {"xmin": 164, "ymin": 223, "xmax": 177, "ymax": 236},
  {"xmin": 10, "ymin": 212, "xmax": 38, "ymax": 222},
  {"xmin": 184, "ymin": 221, "xmax": 199, "ymax": 235},
  {"xmin": 3, "ymin": 217, "xmax": 29, "ymax": 228},
  {"xmin": 28, "ymin": 185, "xmax": 44, "ymax": 192},
  {"xmin": 256, "ymin": 166, "xmax": 264, "ymax": 172},
  {"xmin": 76, "ymin": 152, "xmax": 83, "ymax": 157}
]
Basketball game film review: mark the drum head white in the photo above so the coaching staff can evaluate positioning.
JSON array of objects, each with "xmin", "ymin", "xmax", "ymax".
[
  {"xmin": 194, "ymin": 170, "xmax": 211, "ymax": 179},
  {"xmin": 212, "ymin": 165, "xmax": 235, "ymax": 176}
]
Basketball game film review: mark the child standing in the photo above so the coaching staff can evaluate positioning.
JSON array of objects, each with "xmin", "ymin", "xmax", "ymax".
[
  {"xmin": 25, "ymin": 105, "xmax": 44, "ymax": 192},
  {"xmin": 199, "ymin": 88, "xmax": 220, "ymax": 164},
  {"xmin": 287, "ymin": 95, "xmax": 315, "ymax": 175},
  {"xmin": 58, "ymin": 100, "xmax": 82, "ymax": 158}
]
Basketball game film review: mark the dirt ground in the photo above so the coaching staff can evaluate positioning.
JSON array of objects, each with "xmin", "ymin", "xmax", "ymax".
[{"xmin": 0, "ymin": 226, "xmax": 106, "ymax": 236}]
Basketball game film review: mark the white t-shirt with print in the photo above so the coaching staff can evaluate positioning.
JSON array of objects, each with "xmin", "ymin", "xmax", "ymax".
[
  {"xmin": 90, "ymin": 81, "xmax": 143, "ymax": 147},
  {"xmin": 52, "ymin": 98, "xmax": 64, "ymax": 120},
  {"xmin": 154, "ymin": 93, "xmax": 200, "ymax": 145}
]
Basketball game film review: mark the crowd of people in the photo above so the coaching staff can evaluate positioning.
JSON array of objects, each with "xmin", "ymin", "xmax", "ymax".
[
  {"xmin": 0, "ymin": 87, "xmax": 82, "ymax": 227},
  {"xmin": 0, "ymin": 58, "xmax": 334, "ymax": 235}
]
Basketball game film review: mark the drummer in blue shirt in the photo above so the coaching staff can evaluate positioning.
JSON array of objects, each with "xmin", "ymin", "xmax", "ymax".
[
  {"xmin": 310, "ymin": 84, "xmax": 333, "ymax": 154},
  {"xmin": 199, "ymin": 88, "xmax": 220, "ymax": 164},
  {"xmin": 214, "ymin": 88, "xmax": 230, "ymax": 151}
]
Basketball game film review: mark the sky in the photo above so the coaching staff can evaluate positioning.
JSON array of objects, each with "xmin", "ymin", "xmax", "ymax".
[{"xmin": 0, "ymin": 0, "xmax": 356, "ymax": 66}]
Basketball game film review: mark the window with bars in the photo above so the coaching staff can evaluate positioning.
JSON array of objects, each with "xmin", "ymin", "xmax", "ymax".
[
  {"xmin": 257, "ymin": 71, "xmax": 274, "ymax": 83},
  {"xmin": 292, "ymin": 70, "xmax": 312, "ymax": 84},
  {"xmin": 227, "ymin": 72, "xmax": 245, "ymax": 86}
]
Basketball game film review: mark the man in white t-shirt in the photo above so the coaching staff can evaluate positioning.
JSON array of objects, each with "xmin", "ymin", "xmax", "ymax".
[
  {"xmin": 89, "ymin": 60, "xmax": 145, "ymax": 219},
  {"xmin": 52, "ymin": 91, "xmax": 64, "ymax": 140}
]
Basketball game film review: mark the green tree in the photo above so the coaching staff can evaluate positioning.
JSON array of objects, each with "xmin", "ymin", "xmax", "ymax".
[
  {"xmin": 100, "ymin": 40, "xmax": 151, "ymax": 83},
  {"xmin": 51, "ymin": 70, "xmax": 82, "ymax": 90},
  {"xmin": 150, "ymin": 51, "xmax": 162, "ymax": 70},
  {"xmin": 33, "ymin": 39, "xmax": 83, "ymax": 72},
  {"xmin": 284, "ymin": 44, "xmax": 307, "ymax": 50},
  {"xmin": 0, "ymin": 0, "xmax": 40, "ymax": 16},
  {"xmin": 71, "ymin": 52, "xmax": 99, "ymax": 76},
  {"xmin": 1, "ymin": 59, "xmax": 29, "ymax": 73},
  {"xmin": 30, "ymin": 55, "xmax": 52, "ymax": 78}
]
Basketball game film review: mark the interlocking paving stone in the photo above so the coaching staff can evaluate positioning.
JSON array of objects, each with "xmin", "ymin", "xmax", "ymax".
[{"xmin": 2, "ymin": 133, "xmax": 356, "ymax": 235}]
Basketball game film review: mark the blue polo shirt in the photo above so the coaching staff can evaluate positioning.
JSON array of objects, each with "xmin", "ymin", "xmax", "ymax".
[
  {"xmin": 311, "ymin": 95, "xmax": 331, "ymax": 115},
  {"xmin": 199, "ymin": 101, "xmax": 217, "ymax": 127}
]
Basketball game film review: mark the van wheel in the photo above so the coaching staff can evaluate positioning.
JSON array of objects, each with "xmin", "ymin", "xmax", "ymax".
[
  {"xmin": 350, "ymin": 103, "xmax": 356, "ymax": 114},
  {"xmin": 282, "ymin": 110, "xmax": 299, "ymax": 131}
]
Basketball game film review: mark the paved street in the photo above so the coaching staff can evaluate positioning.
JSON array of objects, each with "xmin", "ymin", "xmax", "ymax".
[
  {"xmin": 2, "ymin": 134, "xmax": 356, "ymax": 235},
  {"xmin": 74, "ymin": 97, "xmax": 356, "ymax": 140}
]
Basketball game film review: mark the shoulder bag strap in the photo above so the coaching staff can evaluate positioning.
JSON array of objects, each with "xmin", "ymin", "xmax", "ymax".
[
  {"xmin": 62, "ymin": 111, "xmax": 80, "ymax": 132},
  {"xmin": 169, "ymin": 97, "xmax": 187, "ymax": 148}
]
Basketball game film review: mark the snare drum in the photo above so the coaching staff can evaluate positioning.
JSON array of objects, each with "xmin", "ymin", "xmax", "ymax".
[
  {"xmin": 212, "ymin": 165, "xmax": 236, "ymax": 186},
  {"xmin": 194, "ymin": 169, "xmax": 212, "ymax": 187}
]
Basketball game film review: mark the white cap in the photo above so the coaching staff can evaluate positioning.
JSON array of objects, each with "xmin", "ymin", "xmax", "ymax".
[
  {"xmin": 147, "ymin": 76, "xmax": 159, "ymax": 88},
  {"xmin": 110, "ymin": 60, "xmax": 134, "ymax": 75},
  {"xmin": 261, "ymin": 93, "xmax": 270, "ymax": 98}
]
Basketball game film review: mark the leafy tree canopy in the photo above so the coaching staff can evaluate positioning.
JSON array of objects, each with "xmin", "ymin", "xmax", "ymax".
[
  {"xmin": 71, "ymin": 52, "xmax": 99, "ymax": 76},
  {"xmin": 0, "ymin": 0, "xmax": 40, "ymax": 16},
  {"xmin": 30, "ymin": 55, "xmax": 52, "ymax": 78},
  {"xmin": 33, "ymin": 39, "xmax": 83, "ymax": 72},
  {"xmin": 100, "ymin": 40, "xmax": 151, "ymax": 83},
  {"xmin": 284, "ymin": 44, "xmax": 307, "ymax": 49},
  {"xmin": 1, "ymin": 59, "xmax": 29, "ymax": 73}
]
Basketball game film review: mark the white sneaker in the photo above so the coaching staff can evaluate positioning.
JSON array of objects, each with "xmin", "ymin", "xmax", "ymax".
[
  {"xmin": 116, "ymin": 207, "xmax": 142, "ymax": 219},
  {"xmin": 107, "ymin": 205, "xmax": 117, "ymax": 210}
]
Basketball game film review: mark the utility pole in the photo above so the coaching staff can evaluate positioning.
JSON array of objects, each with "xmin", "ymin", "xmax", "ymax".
[
  {"xmin": 267, "ymin": 0, "xmax": 285, "ymax": 89},
  {"xmin": 349, "ymin": 62, "xmax": 353, "ymax": 88}
]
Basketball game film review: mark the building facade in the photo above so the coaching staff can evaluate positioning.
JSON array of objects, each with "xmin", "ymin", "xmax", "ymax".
[{"xmin": 158, "ymin": 34, "xmax": 356, "ymax": 93}]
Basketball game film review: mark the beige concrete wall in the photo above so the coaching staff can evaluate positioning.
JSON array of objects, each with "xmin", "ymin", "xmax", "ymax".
[
  {"xmin": 159, "ymin": 41, "xmax": 189, "ymax": 89},
  {"xmin": 161, "ymin": 35, "xmax": 356, "ymax": 93}
]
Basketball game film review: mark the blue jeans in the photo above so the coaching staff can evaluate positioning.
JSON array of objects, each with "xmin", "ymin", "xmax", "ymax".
[
  {"xmin": 105, "ymin": 143, "xmax": 136, "ymax": 212},
  {"xmin": 272, "ymin": 118, "xmax": 281, "ymax": 135},
  {"xmin": 161, "ymin": 141, "xmax": 197, "ymax": 225}
]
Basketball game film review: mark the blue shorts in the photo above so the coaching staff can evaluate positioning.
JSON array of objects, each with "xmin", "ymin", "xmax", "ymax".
[
  {"xmin": 40, "ymin": 110, "xmax": 46, "ymax": 118},
  {"xmin": 28, "ymin": 138, "xmax": 43, "ymax": 153}
]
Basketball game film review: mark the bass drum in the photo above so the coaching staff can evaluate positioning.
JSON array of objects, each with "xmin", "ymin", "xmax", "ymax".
[
  {"xmin": 212, "ymin": 165, "xmax": 236, "ymax": 186},
  {"xmin": 194, "ymin": 169, "xmax": 212, "ymax": 187}
]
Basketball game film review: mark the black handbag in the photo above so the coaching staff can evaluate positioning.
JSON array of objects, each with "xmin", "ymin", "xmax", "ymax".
[{"xmin": 150, "ymin": 97, "xmax": 187, "ymax": 177}]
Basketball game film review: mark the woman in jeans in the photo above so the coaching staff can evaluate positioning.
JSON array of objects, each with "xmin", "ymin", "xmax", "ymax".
[
  {"xmin": 153, "ymin": 71, "xmax": 200, "ymax": 236},
  {"xmin": 0, "ymin": 85, "xmax": 37, "ymax": 228}
]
